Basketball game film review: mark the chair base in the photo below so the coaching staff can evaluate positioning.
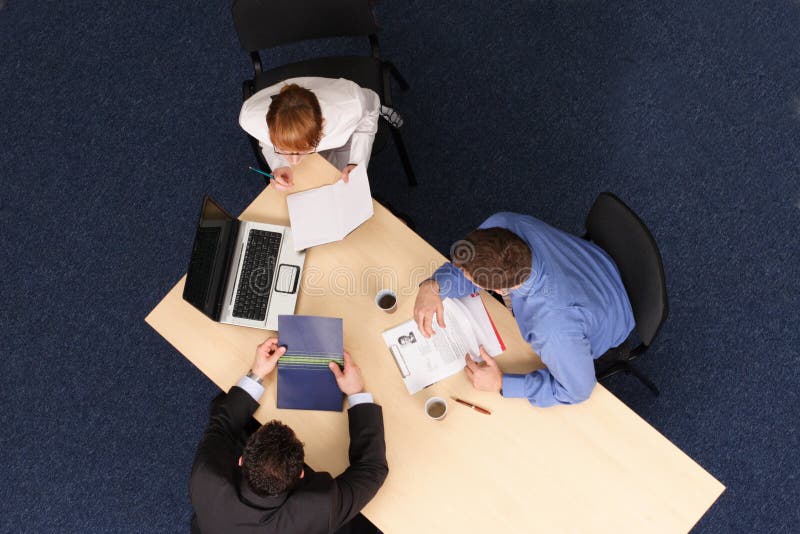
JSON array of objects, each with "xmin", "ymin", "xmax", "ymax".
[
  {"xmin": 387, "ymin": 61, "xmax": 410, "ymax": 92},
  {"xmin": 388, "ymin": 124, "xmax": 416, "ymax": 186},
  {"xmin": 597, "ymin": 360, "xmax": 659, "ymax": 396}
]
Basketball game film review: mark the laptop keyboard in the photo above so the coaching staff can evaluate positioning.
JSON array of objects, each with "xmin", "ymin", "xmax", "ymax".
[{"xmin": 232, "ymin": 229, "xmax": 282, "ymax": 321}]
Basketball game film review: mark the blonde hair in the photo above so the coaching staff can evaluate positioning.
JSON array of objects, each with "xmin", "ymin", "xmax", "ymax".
[{"xmin": 266, "ymin": 84, "xmax": 323, "ymax": 151}]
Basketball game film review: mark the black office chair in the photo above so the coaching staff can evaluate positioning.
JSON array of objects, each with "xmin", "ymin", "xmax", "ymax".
[
  {"xmin": 585, "ymin": 192, "xmax": 669, "ymax": 396},
  {"xmin": 231, "ymin": 0, "xmax": 416, "ymax": 186}
]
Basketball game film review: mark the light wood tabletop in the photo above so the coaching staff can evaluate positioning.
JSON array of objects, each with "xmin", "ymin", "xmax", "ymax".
[{"xmin": 146, "ymin": 155, "xmax": 724, "ymax": 534}]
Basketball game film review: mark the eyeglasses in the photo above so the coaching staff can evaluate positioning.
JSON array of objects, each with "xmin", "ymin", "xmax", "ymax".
[{"xmin": 274, "ymin": 146, "xmax": 317, "ymax": 156}]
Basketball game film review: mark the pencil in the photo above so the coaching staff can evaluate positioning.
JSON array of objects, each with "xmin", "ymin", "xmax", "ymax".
[
  {"xmin": 248, "ymin": 166, "xmax": 274, "ymax": 179},
  {"xmin": 451, "ymin": 396, "xmax": 491, "ymax": 415}
]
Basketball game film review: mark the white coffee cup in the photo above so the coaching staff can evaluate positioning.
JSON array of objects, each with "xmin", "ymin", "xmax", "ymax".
[
  {"xmin": 375, "ymin": 289, "xmax": 397, "ymax": 313},
  {"xmin": 425, "ymin": 397, "xmax": 448, "ymax": 420}
]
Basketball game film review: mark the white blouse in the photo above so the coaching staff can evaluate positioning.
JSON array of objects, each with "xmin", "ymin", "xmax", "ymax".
[{"xmin": 239, "ymin": 76, "xmax": 380, "ymax": 171}]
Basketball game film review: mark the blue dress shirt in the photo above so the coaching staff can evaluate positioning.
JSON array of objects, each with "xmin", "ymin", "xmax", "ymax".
[{"xmin": 433, "ymin": 212, "xmax": 634, "ymax": 407}]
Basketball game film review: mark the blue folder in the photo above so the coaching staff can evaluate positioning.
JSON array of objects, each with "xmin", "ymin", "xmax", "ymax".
[{"xmin": 277, "ymin": 315, "xmax": 344, "ymax": 411}]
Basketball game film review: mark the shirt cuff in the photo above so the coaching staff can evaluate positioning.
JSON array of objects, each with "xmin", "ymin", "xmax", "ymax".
[
  {"xmin": 418, "ymin": 277, "xmax": 435, "ymax": 288},
  {"xmin": 501, "ymin": 374, "xmax": 527, "ymax": 398},
  {"xmin": 347, "ymin": 392, "xmax": 374, "ymax": 407},
  {"xmin": 236, "ymin": 375, "xmax": 265, "ymax": 401}
]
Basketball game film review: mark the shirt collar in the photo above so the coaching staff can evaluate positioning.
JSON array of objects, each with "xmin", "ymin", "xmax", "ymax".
[
  {"xmin": 511, "ymin": 244, "xmax": 542, "ymax": 298},
  {"xmin": 238, "ymin": 471, "xmax": 289, "ymax": 510}
]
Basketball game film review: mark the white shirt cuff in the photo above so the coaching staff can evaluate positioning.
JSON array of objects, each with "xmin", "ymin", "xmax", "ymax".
[
  {"xmin": 347, "ymin": 392, "xmax": 374, "ymax": 407},
  {"xmin": 236, "ymin": 375, "xmax": 265, "ymax": 401}
]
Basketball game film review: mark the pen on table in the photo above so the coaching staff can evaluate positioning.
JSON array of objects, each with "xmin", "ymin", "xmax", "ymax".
[
  {"xmin": 451, "ymin": 396, "xmax": 491, "ymax": 415},
  {"xmin": 248, "ymin": 166, "xmax": 274, "ymax": 180}
]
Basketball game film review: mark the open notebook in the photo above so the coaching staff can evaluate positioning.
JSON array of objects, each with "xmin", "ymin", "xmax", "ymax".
[
  {"xmin": 277, "ymin": 315, "xmax": 344, "ymax": 411},
  {"xmin": 286, "ymin": 164, "xmax": 373, "ymax": 251}
]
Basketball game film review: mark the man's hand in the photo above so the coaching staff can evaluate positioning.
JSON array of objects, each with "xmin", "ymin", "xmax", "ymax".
[
  {"xmin": 414, "ymin": 279, "xmax": 445, "ymax": 338},
  {"xmin": 464, "ymin": 346, "xmax": 502, "ymax": 393},
  {"xmin": 328, "ymin": 351, "xmax": 365, "ymax": 396},
  {"xmin": 250, "ymin": 337, "xmax": 286, "ymax": 379},
  {"xmin": 341, "ymin": 164, "xmax": 357, "ymax": 184},
  {"xmin": 271, "ymin": 166, "xmax": 294, "ymax": 190}
]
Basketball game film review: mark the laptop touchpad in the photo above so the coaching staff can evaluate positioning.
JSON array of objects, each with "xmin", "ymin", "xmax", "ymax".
[{"xmin": 275, "ymin": 264, "xmax": 300, "ymax": 294}]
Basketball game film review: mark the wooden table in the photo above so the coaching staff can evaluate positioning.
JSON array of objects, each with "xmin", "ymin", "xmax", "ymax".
[{"xmin": 146, "ymin": 155, "xmax": 724, "ymax": 533}]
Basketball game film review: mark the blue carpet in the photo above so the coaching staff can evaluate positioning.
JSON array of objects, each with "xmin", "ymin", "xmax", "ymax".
[{"xmin": 1, "ymin": 1, "xmax": 798, "ymax": 532}]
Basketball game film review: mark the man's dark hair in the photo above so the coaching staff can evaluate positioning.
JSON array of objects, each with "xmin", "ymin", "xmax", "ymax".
[
  {"xmin": 241, "ymin": 420, "xmax": 305, "ymax": 496},
  {"xmin": 451, "ymin": 227, "xmax": 532, "ymax": 290}
]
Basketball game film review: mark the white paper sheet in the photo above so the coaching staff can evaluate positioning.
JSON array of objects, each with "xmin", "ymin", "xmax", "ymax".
[
  {"xmin": 286, "ymin": 165, "xmax": 374, "ymax": 251},
  {"xmin": 381, "ymin": 294, "xmax": 505, "ymax": 394}
]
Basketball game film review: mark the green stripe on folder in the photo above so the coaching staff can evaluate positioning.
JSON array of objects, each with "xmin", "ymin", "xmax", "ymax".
[
  {"xmin": 280, "ymin": 354, "xmax": 344, "ymax": 367},
  {"xmin": 281, "ymin": 356, "xmax": 343, "ymax": 363}
]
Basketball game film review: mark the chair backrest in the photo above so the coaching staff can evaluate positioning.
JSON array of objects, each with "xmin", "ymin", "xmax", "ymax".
[
  {"xmin": 585, "ymin": 192, "xmax": 668, "ymax": 347},
  {"xmin": 231, "ymin": 0, "xmax": 379, "ymax": 51}
]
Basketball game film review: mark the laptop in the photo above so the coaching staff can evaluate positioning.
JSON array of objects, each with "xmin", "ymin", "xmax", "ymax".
[{"xmin": 182, "ymin": 195, "xmax": 305, "ymax": 331}]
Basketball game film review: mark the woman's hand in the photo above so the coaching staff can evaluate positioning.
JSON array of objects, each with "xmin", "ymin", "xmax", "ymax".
[
  {"xmin": 271, "ymin": 166, "xmax": 294, "ymax": 190},
  {"xmin": 341, "ymin": 164, "xmax": 357, "ymax": 184}
]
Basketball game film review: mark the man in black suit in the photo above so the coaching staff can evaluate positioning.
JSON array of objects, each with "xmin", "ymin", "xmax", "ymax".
[{"xmin": 189, "ymin": 337, "xmax": 388, "ymax": 534}]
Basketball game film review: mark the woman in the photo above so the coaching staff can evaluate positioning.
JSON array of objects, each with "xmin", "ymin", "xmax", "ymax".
[{"xmin": 239, "ymin": 77, "xmax": 380, "ymax": 190}]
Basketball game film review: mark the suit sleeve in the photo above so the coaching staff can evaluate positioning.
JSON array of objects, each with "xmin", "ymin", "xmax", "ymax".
[
  {"xmin": 189, "ymin": 387, "xmax": 260, "ymax": 504},
  {"xmin": 329, "ymin": 403, "xmax": 389, "ymax": 531}
]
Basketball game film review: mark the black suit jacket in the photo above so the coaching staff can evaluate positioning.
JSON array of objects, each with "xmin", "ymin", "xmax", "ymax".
[{"xmin": 189, "ymin": 386, "xmax": 388, "ymax": 534}]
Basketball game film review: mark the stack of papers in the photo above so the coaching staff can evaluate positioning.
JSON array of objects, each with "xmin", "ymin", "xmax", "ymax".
[
  {"xmin": 286, "ymin": 165, "xmax": 374, "ymax": 251},
  {"xmin": 381, "ymin": 293, "xmax": 506, "ymax": 394}
]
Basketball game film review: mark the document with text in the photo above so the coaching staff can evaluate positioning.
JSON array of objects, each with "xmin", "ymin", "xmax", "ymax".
[
  {"xmin": 381, "ymin": 293, "xmax": 506, "ymax": 394},
  {"xmin": 286, "ymin": 164, "xmax": 373, "ymax": 251}
]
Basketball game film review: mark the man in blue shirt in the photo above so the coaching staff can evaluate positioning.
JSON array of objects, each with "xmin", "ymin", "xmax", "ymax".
[{"xmin": 414, "ymin": 212, "xmax": 635, "ymax": 407}]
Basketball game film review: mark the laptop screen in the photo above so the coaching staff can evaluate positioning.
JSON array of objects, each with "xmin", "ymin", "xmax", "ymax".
[{"xmin": 183, "ymin": 196, "xmax": 237, "ymax": 319}]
